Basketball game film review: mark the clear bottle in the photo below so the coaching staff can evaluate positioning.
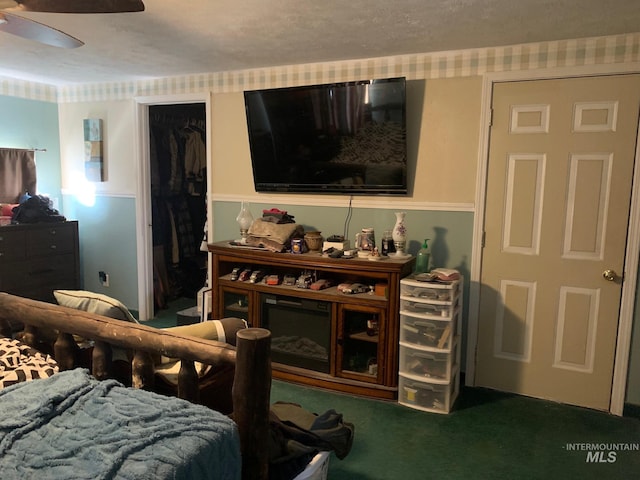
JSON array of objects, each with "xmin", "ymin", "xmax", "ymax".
[{"xmin": 415, "ymin": 239, "xmax": 431, "ymax": 273}]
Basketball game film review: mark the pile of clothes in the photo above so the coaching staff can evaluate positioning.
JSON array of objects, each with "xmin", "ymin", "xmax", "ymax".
[
  {"xmin": 261, "ymin": 208, "xmax": 296, "ymax": 224},
  {"xmin": 268, "ymin": 402, "xmax": 354, "ymax": 480},
  {"xmin": 246, "ymin": 208, "xmax": 303, "ymax": 252},
  {"xmin": 9, "ymin": 194, "xmax": 65, "ymax": 224}
]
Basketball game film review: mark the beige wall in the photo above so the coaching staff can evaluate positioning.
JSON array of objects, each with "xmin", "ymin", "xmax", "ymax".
[
  {"xmin": 210, "ymin": 92, "xmax": 254, "ymax": 195},
  {"xmin": 414, "ymin": 77, "xmax": 482, "ymax": 203}
]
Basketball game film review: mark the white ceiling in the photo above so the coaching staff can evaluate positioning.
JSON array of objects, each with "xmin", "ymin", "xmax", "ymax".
[{"xmin": 1, "ymin": 0, "xmax": 639, "ymax": 86}]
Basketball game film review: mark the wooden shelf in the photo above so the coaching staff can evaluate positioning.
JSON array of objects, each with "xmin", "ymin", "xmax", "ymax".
[
  {"xmin": 225, "ymin": 303, "xmax": 248, "ymax": 313},
  {"xmin": 349, "ymin": 331, "xmax": 379, "ymax": 343},
  {"xmin": 219, "ymin": 275, "xmax": 389, "ymax": 306}
]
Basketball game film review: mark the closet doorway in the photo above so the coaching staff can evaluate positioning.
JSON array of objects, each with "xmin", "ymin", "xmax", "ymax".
[{"xmin": 147, "ymin": 103, "xmax": 208, "ymax": 317}]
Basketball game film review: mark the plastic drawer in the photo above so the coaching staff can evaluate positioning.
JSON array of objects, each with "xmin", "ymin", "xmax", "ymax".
[
  {"xmin": 398, "ymin": 373, "xmax": 459, "ymax": 414},
  {"xmin": 399, "ymin": 340, "xmax": 458, "ymax": 381},
  {"xmin": 400, "ymin": 296, "xmax": 458, "ymax": 320},
  {"xmin": 400, "ymin": 279, "xmax": 458, "ymax": 302},
  {"xmin": 400, "ymin": 314, "xmax": 455, "ymax": 350}
]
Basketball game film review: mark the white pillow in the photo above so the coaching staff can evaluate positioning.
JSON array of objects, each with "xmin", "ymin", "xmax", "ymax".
[{"xmin": 53, "ymin": 290, "xmax": 139, "ymax": 323}]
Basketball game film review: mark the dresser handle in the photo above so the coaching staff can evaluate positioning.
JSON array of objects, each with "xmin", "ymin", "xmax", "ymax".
[{"xmin": 50, "ymin": 245, "xmax": 57, "ymax": 250}]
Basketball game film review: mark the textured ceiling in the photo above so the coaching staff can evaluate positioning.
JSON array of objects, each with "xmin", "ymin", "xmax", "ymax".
[{"xmin": 0, "ymin": 0, "xmax": 639, "ymax": 86}]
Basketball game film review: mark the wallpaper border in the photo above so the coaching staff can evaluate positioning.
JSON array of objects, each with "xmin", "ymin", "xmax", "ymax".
[{"xmin": 2, "ymin": 33, "xmax": 639, "ymax": 103}]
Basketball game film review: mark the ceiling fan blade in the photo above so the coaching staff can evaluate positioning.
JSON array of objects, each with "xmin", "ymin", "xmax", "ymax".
[
  {"xmin": 1, "ymin": 0, "xmax": 145, "ymax": 13},
  {"xmin": 0, "ymin": 11, "xmax": 83, "ymax": 48}
]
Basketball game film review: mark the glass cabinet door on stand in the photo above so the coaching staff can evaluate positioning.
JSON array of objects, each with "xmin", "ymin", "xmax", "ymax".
[
  {"xmin": 220, "ymin": 286, "xmax": 251, "ymax": 325},
  {"xmin": 337, "ymin": 304, "xmax": 386, "ymax": 384}
]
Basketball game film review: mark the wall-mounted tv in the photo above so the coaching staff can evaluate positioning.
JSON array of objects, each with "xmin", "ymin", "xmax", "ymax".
[{"xmin": 244, "ymin": 77, "xmax": 407, "ymax": 195}]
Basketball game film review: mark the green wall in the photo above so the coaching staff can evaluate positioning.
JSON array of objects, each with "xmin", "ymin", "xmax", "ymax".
[
  {"xmin": 213, "ymin": 201, "xmax": 473, "ymax": 269},
  {"xmin": 0, "ymin": 95, "xmax": 62, "ymax": 205},
  {"xmin": 62, "ymin": 195, "xmax": 139, "ymax": 309}
]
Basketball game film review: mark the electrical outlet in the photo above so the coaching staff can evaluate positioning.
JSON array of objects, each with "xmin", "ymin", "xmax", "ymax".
[{"xmin": 99, "ymin": 271, "xmax": 110, "ymax": 287}]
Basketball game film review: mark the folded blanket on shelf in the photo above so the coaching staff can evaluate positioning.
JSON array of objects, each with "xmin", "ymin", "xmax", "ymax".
[{"xmin": 247, "ymin": 218, "xmax": 303, "ymax": 251}]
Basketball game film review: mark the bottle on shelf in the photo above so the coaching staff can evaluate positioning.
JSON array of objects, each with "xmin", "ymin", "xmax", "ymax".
[
  {"xmin": 415, "ymin": 239, "xmax": 431, "ymax": 273},
  {"xmin": 381, "ymin": 230, "xmax": 395, "ymax": 256}
]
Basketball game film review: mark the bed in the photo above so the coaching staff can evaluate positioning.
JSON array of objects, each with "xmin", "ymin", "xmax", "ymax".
[{"xmin": 0, "ymin": 292, "xmax": 271, "ymax": 480}]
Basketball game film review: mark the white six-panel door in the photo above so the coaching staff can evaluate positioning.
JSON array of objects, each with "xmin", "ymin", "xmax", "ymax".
[{"xmin": 476, "ymin": 75, "xmax": 640, "ymax": 410}]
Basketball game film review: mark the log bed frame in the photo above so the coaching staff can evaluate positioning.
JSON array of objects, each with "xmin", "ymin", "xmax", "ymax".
[{"xmin": 0, "ymin": 292, "xmax": 272, "ymax": 480}]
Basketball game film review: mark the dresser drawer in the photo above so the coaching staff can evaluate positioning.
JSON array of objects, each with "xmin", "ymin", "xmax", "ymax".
[
  {"xmin": 26, "ymin": 224, "xmax": 76, "ymax": 256},
  {"xmin": 16, "ymin": 253, "xmax": 78, "ymax": 288},
  {"xmin": 0, "ymin": 229, "xmax": 26, "ymax": 262},
  {"xmin": 1, "ymin": 253, "xmax": 78, "ymax": 304}
]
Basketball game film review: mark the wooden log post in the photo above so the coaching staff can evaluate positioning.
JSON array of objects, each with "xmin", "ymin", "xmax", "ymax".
[
  {"xmin": 0, "ymin": 317, "xmax": 11, "ymax": 338},
  {"xmin": 21, "ymin": 324, "xmax": 38, "ymax": 348},
  {"xmin": 233, "ymin": 328, "xmax": 271, "ymax": 480},
  {"xmin": 132, "ymin": 350, "xmax": 155, "ymax": 390},
  {"xmin": 177, "ymin": 359, "xmax": 200, "ymax": 403},
  {"xmin": 54, "ymin": 332, "xmax": 78, "ymax": 371},
  {"xmin": 93, "ymin": 341, "xmax": 113, "ymax": 380}
]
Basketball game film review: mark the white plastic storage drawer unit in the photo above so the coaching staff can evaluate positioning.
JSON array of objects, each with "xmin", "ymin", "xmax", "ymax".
[{"xmin": 398, "ymin": 275, "xmax": 462, "ymax": 414}]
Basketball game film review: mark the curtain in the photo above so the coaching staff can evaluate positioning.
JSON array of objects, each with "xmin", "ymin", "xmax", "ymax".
[{"xmin": 0, "ymin": 148, "xmax": 37, "ymax": 203}]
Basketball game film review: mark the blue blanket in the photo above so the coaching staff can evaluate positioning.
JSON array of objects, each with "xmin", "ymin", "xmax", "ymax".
[{"xmin": 0, "ymin": 369, "xmax": 241, "ymax": 479}]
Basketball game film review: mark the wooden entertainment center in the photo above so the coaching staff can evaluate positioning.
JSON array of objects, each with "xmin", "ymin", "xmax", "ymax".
[{"xmin": 208, "ymin": 241, "xmax": 414, "ymax": 399}]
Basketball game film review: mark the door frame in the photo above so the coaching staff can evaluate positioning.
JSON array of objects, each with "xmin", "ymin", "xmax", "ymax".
[
  {"xmin": 133, "ymin": 93, "xmax": 212, "ymax": 322},
  {"xmin": 466, "ymin": 64, "xmax": 640, "ymax": 415}
]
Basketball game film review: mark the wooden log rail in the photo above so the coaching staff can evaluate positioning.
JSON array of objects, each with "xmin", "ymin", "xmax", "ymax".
[{"xmin": 0, "ymin": 292, "xmax": 272, "ymax": 480}]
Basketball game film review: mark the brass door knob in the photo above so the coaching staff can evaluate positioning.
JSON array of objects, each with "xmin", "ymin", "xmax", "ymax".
[{"xmin": 602, "ymin": 269, "xmax": 619, "ymax": 282}]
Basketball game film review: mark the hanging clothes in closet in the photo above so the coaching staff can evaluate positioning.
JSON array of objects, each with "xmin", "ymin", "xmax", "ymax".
[{"xmin": 149, "ymin": 104, "xmax": 207, "ymax": 309}]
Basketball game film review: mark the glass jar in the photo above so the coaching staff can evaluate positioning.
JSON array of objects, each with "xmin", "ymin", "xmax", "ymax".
[{"xmin": 381, "ymin": 230, "xmax": 395, "ymax": 256}]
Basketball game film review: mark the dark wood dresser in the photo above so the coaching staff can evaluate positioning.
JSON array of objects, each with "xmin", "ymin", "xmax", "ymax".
[{"xmin": 0, "ymin": 221, "xmax": 80, "ymax": 306}]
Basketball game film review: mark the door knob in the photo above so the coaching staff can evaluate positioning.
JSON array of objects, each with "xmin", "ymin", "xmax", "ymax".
[{"xmin": 602, "ymin": 269, "xmax": 619, "ymax": 282}]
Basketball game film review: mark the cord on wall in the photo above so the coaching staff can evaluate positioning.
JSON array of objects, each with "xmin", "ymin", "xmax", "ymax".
[{"xmin": 343, "ymin": 195, "xmax": 353, "ymax": 240}]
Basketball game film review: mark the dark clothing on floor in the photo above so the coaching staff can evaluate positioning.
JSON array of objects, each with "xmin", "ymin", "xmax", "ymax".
[{"xmin": 268, "ymin": 401, "xmax": 355, "ymax": 480}]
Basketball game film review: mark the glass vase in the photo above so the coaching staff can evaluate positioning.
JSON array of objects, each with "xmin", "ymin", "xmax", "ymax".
[{"xmin": 236, "ymin": 201, "xmax": 253, "ymax": 242}]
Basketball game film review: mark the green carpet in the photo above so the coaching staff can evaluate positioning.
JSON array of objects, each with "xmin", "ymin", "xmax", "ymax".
[
  {"xmin": 142, "ymin": 301, "xmax": 640, "ymax": 479},
  {"xmin": 271, "ymin": 380, "xmax": 640, "ymax": 480},
  {"xmin": 139, "ymin": 297, "xmax": 196, "ymax": 328}
]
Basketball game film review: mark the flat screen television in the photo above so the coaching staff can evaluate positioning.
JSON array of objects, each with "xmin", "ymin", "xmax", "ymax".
[{"xmin": 244, "ymin": 77, "xmax": 407, "ymax": 195}]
